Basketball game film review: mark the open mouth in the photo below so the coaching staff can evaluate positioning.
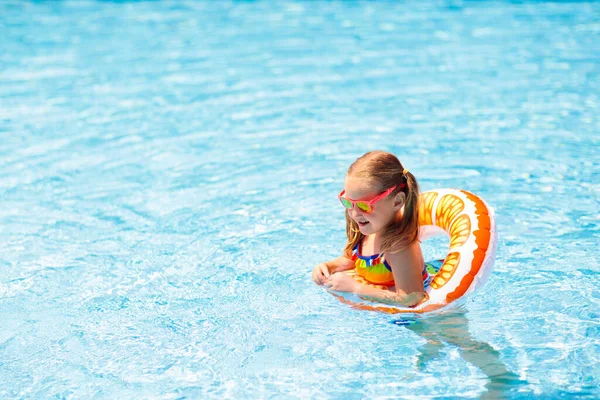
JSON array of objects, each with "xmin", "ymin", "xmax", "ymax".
[{"xmin": 357, "ymin": 221, "xmax": 370, "ymax": 228}]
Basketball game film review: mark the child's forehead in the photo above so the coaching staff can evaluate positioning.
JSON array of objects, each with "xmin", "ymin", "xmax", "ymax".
[{"xmin": 344, "ymin": 176, "xmax": 382, "ymax": 197}]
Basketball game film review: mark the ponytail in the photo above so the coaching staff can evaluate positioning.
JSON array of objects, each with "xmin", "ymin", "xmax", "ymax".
[{"xmin": 379, "ymin": 170, "xmax": 420, "ymax": 254}]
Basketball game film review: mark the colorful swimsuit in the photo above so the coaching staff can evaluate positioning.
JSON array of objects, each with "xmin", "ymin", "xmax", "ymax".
[{"xmin": 351, "ymin": 242, "xmax": 432, "ymax": 288}]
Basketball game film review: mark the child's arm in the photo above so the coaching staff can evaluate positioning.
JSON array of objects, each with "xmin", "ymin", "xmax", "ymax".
[
  {"xmin": 312, "ymin": 255, "xmax": 354, "ymax": 285},
  {"xmin": 385, "ymin": 240, "xmax": 427, "ymax": 297},
  {"xmin": 325, "ymin": 273, "xmax": 427, "ymax": 307},
  {"xmin": 354, "ymin": 285, "xmax": 428, "ymax": 307}
]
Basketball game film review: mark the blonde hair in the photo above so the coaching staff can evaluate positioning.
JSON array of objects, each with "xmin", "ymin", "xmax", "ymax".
[{"xmin": 343, "ymin": 151, "xmax": 420, "ymax": 257}]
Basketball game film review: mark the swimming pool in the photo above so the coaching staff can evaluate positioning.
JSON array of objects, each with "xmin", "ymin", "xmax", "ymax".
[{"xmin": 1, "ymin": 0, "xmax": 599, "ymax": 398}]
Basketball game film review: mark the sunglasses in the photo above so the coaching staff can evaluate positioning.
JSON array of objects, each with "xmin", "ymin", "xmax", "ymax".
[{"xmin": 338, "ymin": 185, "xmax": 397, "ymax": 213}]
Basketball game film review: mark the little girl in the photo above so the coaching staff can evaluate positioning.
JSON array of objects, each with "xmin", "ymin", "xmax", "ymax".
[{"xmin": 312, "ymin": 150, "xmax": 428, "ymax": 307}]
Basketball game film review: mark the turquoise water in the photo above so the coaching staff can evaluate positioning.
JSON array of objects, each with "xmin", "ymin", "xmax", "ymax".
[{"xmin": 1, "ymin": 0, "xmax": 599, "ymax": 398}]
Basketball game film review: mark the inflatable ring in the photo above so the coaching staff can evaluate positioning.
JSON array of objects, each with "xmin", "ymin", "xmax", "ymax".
[{"xmin": 331, "ymin": 189, "xmax": 497, "ymax": 314}]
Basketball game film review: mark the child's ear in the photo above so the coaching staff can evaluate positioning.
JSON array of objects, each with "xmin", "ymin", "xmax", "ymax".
[{"xmin": 393, "ymin": 192, "xmax": 406, "ymax": 210}]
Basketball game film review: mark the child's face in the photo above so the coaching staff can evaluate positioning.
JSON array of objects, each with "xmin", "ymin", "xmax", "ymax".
[{"xmin": 343, "ymin": 176, "xmax": 402, "ymax": 235}]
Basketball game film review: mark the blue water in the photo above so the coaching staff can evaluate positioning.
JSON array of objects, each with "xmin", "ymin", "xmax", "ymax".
[{"xmin": 1, "ymin": 0, "xmax": 599, "ymax": 398}]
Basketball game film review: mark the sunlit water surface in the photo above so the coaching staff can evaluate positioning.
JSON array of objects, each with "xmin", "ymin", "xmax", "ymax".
[{"xmin": 1, "ymin": 0, "xmax": 599, "ymax": 398}]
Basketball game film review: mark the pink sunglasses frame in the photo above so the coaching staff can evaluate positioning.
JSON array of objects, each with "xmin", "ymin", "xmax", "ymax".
[{"xmin": 338, "ymin": 185, "xmax": 399, "ymax": 213}]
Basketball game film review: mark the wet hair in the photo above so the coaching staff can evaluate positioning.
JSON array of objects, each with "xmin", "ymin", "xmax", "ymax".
[{"xmin": 343, "ymin": 151, "xmax": 420, "ymax": 257}]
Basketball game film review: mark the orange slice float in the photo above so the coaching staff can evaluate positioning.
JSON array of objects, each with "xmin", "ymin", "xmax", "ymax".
[{"xmin": 329, "ymin": 189, "xmax": 497, "ymax": 314}]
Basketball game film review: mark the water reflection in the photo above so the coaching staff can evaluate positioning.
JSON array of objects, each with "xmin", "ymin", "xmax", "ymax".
[{"xmin": 401, "ymin": 312, "xmax": 528, "ymax": 399}]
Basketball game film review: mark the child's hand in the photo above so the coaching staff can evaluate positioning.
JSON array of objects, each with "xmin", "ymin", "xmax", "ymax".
[
  {"xmin": 312, "ymin": 263, "xmax": 330, "ymax": 285},
  {"xmin": 324, "ymin": 272, "xmax": 359, "ymax": 293}
]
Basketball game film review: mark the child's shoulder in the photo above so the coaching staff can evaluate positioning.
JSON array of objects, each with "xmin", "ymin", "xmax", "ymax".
[{"xmin": 385, "ymin": 240, "xmax": 422, "ymax": 262}]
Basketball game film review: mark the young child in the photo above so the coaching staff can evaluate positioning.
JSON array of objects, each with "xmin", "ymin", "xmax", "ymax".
[{"xmin": 312, "ymin": 151, "xmax": 428, "ymax": 307}]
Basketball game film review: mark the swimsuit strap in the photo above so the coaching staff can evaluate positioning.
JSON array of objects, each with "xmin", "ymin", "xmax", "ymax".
[{"xmin": 353, "ymin": 242, "xmax": 392, "ymax": 271}]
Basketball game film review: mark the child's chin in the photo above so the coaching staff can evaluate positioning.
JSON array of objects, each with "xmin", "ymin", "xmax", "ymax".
[{"xmin": 358, "ymin": 222, "xmax": 373, "ymax": 234}]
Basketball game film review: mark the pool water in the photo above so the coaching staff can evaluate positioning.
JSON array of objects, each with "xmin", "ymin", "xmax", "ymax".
[{"xmin": 1, "ymin": 0, "xmax": 599, "ymax": 398}]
